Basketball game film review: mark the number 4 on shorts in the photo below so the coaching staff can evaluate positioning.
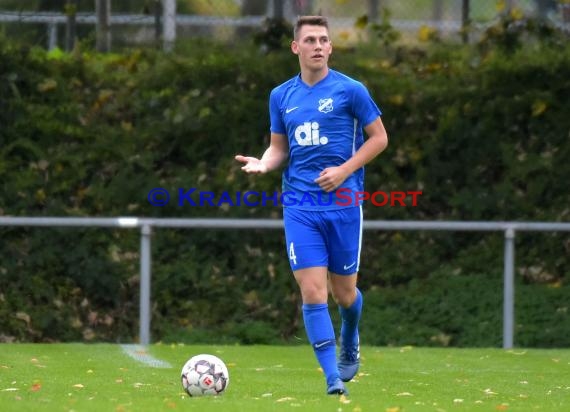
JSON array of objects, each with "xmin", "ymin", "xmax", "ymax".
[{"xmin": 289, "ymin": 242, "xmax": 297, "ymax": 265}]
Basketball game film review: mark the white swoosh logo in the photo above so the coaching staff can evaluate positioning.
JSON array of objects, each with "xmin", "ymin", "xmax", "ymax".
[
  {"xmin": 343, "ymin": 262, "xmax": 356, "ymax": 271},
  {"xmin": 314, "ymin": 340, "xmax": 331, "ymax": 349},
  {"xmin": 285, "ymin": 107, "xmax": 298, "ymax": 113}
]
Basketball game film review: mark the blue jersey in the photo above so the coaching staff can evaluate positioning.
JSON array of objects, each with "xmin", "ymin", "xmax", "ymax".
[{"xmin": 269, "ymin": 69, "xmax": 382, "ymax": 210}]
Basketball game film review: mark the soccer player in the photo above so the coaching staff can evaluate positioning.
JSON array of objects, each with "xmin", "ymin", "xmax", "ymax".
[{"xmin": 235, "ymin": 15, "xmax": 388, "ymax": 395}]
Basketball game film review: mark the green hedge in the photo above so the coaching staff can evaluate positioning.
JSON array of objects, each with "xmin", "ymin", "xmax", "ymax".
[{"xmin": 0, "ymin": 19, "xmax": 568, "ymax": 346}]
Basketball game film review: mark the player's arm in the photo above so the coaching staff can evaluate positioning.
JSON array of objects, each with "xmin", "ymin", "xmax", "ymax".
[
  {"xmin": 315, "ymin": 117, "xmax": 388, "ymax": 192},
  {"xmin": 341, "ymin": 116, "xmax": 388, "ymax": 174},
  {"xmin": 235, "ymin": 132, "xmax": 289, "ymax": 174}
]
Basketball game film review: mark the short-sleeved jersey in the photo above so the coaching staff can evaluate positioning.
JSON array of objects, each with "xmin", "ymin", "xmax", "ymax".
[{"xmin": 270, "ymin": 69, "xmax": 381, "ymax": 210}]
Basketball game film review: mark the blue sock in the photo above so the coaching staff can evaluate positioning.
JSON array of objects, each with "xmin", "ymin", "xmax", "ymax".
[
  {"xmin": 339, "ymin": 288, "xmax": 363, "ymax": 347},
  {"xmin": 302, "ymin": 303, "xmax": 339, "ymax": 385}
]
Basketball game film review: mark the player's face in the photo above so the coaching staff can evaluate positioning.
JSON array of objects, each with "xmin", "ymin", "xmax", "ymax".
[{"xmin": 292, "ymin": 24, "xmax": 332, "ymax": 73}]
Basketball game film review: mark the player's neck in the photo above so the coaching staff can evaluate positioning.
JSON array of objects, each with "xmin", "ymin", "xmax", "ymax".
[{"xmin": 300, "ymin": 66, "xmax": 329, "ymax": 87}]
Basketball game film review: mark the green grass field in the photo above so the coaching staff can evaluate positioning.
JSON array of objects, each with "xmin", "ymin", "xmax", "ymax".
[{"xmin": 1, "ymin": 344, "xmax": 569, "ymax": 411}]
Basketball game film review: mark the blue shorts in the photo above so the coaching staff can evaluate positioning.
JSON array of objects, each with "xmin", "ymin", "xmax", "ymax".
[{"xmin": 283, "ymin": 206, "xmax": 363, "ymax": 275}]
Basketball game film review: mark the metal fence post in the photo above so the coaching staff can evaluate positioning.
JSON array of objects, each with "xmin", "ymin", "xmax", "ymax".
[
  {"xmin": 461, "ymin": 0, "xmax": 470, "ymax": 44},
  {"xmin": 48, "ymin": 22, "xmax": 58, "ymax": 50},
  {"xmin": 503, "ymin": 227, "xmax": 515, "ymax": 349},
  {"xmin": 368, "ymin": 0, "xmax": 380, "ymax": 22},
  {"xmin": 65, "ymin": 0, "xmax": 78, "ymax": 52},
  {"xmin": 162, "ymin": 0, "xmax": 176, "ymax": 52},
  {"xmin": 153, "ymin": 0, "xmax": 162, "ymax": 46},
  {"xmin": 95, "ymin": 0, "xmax": 111, "ymax": 52},
  {"xmin": 139, "ymin": 224, "xmax": 152, "ymax": 345},
  {"xmin": 271, "ymin": 0, "xmax": 284, "ymax": 19}
]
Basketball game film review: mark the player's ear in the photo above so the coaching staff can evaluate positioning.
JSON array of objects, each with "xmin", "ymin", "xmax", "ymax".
[{"xmin": 291, "ymin": 40, "xmax": 299, "ymax": 55}]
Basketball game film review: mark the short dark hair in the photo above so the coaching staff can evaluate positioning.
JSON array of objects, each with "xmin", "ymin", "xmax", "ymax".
[{"xmin": 293, "ymin": 16, "xmax": 329, "ymax": 40}]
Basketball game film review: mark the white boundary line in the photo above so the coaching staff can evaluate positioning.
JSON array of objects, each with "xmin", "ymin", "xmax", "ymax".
[{"xmin": 120, "ymin": 344, "xmax": 173, "ymax": 369}]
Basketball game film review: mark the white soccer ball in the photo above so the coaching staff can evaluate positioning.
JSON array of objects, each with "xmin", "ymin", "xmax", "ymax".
[{"xmin": 181, "ymin": 354, "xmax": 230, "ymax": 397}]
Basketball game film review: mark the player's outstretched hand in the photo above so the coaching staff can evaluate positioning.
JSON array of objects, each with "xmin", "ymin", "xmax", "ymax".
[{"xmin": 235, "ymin": 155, "xmax": 268, "ymax": 174}]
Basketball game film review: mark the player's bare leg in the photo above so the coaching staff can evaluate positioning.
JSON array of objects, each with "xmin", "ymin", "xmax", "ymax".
[{"xmin": 294, "ymin": 266, "xmax": 329, "ymax": 304}]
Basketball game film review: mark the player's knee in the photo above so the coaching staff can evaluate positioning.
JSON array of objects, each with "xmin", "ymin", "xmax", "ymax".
[
  {"xmin": 300, "ymin": 284, "xmax": 328, "ymax": 303},
  {"xmin": 331, "ymin": 289, "xmax": 356, "ymax": 308},
  {"xmin": 331, "ymin": 293, "xmax": 347, "ymax": 308}
]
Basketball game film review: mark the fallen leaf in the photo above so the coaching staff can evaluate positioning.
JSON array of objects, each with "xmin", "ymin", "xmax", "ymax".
[
  {"xmin": 276, "ymin": 397, "xmax": 295, "ymax": 402},
  {"xmin": 73, "ymin": 384, "xmax": 84, "ymax": 389},
  {"xmin": 386, "ymin": 408, "xmax": 401, "ymax": 412},
  {"xmin": 496, "ymin": 403, "xmax": 509, "ymax": 411},
  {"xmin": 396, "ymin": 392, "xmax": 413, "ymax": 396},
  {"xmin": 453, "ymin": 399, "xmax": 464, "ymax": 403},
  {"xmin": 1, "ymin": 388, "xmax": 18, "ymax": 392},
  {"xmin": 30, "ymin": 383, "xmax": 41, "ymax": 392}
]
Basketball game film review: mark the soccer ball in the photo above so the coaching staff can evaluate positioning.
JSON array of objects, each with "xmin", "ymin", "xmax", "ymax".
[{"xmin": 181, "ymin": 354, "xmax": 229, "ymax": 396}]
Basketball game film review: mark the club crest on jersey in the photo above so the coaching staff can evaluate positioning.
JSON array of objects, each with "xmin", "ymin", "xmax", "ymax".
[
  {"xmin": 318, "ymin": 98, "xmax": 334, "ymax": 113},
  {"xmin": 294, "ymin": 122, "xmax": 329, "ymax": 146}
]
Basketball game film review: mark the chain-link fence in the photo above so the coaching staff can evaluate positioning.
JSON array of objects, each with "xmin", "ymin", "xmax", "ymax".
[{"xmin": 0, "ymin": 0, "xmax": 568, "ymax": 50}]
